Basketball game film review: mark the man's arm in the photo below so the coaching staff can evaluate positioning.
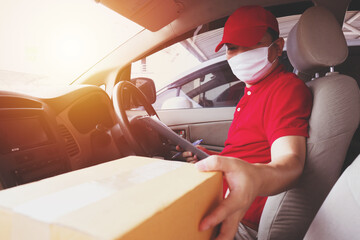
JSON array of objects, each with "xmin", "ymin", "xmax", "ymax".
[
  {"xmin": 257, "ymin": 135, "xmax": 306, "ymax": 194},
  {"xmin": 195, "ymin": 135, "xmax": 306, "ymax": 240}
]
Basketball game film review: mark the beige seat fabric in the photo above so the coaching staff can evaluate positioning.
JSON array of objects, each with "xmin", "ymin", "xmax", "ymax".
[
  {"xmin": 304, "ymin": 154, "xmax": 360, "ymax": 240},
  {"xmin": 258, "ymin": 6, "xmax": 360, "ymax": 240}
]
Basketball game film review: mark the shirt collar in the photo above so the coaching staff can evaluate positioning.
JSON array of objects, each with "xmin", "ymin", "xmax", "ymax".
[{"xmin": 244, "ymin": 64, "xmax": 286, "ymax": 94}]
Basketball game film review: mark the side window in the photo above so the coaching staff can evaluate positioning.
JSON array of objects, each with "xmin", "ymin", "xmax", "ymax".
[
  {"xmin": 179, "ymin": 71, "xmax": 244, "ymax": 108},
  {"xmin": 131, "ymin": 29, "xmax": 244, "ymax": 110}
]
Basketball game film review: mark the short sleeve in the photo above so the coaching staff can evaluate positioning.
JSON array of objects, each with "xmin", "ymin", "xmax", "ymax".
[{"xmin": 264, "ymin": 76, "xmax": 313, "ymax": 145}]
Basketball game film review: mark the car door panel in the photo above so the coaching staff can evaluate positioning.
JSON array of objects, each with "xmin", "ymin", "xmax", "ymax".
[
  {"xmin": 188, "ymin": 121, "xmax": 231, "ymax": 151},
  {"xmin": 157, "ymin": 107, "xmax": 235, "ymax": 151}
]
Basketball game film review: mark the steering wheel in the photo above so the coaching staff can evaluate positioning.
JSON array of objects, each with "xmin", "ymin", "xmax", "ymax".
[{"xmin": 112, "ymin": 81, "xmax": 209, "ymax": 160}]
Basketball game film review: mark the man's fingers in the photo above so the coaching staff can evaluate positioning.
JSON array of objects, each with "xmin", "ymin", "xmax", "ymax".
[
  {"xmin": 199, "ymin": 191, "xmax": 244, "ymax": 231},
  {"xmin": 215, "ymin": 211, "xmax": 241, "ymax": 240},
  {"xmin": 182, "ymin": 151, "xmax": 193, "ymax": 158},
  {"xmin": 182, "ymin": 151, "xmax": 198, "ymax": 163},
  {"xmin": 174, "ymin": 145, "xmax": 198, "ymax": 163},
  {"xmin": 187, "ymin": 158, "xmax": 198, "ymax": 164}
]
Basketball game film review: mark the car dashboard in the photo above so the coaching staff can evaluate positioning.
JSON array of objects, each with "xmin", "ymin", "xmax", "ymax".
[{"xmin": 0, "ymin": 86, "xmax": 126, "ymax": 189}]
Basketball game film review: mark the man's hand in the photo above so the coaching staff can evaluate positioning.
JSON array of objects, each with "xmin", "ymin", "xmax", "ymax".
[
  {"xmin": 175, "ymin": 145, "xmax": 219, "ymax": 163},
  {"xmin": 195, "ymin": 155, "xmax": 259, "ymax": 240},
  {"xmin": 195, "ymin": 136, "xmax": 306, "ymax": 240},
  {"xmin": 175, "ymin": 145, "xmax": 199, "ymax": 163}
]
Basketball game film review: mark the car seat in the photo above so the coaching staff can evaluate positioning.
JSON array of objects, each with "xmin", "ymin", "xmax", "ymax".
[
  {"xmin": 257, "ymin": 6, "xmax": 360, "ymax": 240},
  {"xmin": 304, "ymin": 154, "xmax": 360, "ymax": 239}
]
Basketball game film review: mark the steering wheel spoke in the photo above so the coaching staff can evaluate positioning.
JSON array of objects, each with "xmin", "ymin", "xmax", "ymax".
[{"xmin": 112, "ymin": 81, "xmax": 209, "ymax": 161}]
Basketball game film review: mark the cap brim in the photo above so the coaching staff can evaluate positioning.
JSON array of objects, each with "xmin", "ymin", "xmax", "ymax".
[
  {"xmin": 214, "ymin": 26, "xmax": 268, "ymax": 52},
  {"xmin": 215, "ymin": 42, "xmax": 226, "ymax": 52}
]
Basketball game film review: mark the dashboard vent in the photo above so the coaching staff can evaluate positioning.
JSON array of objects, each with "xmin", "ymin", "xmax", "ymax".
[
  {"xmin": 58, "ymin": 124, "xmax": 80, "ymax": 157},
  {"xmin": 0, "ymin": 97, "xmax": 42, "ymax": 108}
]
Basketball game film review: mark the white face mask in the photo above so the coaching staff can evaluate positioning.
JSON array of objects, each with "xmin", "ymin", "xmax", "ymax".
[{"xmin": 227, "ymin": 43, "xmax": 276, "ymax": 85}]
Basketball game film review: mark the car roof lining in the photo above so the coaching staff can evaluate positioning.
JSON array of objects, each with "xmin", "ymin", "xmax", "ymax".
[
  {"xmin": 132, "ymin": 1, "xmax": 315, "ymax": 63},
  {"xmin": 79, "ymin": 0, "xmax": 358, "ymax": 85}
]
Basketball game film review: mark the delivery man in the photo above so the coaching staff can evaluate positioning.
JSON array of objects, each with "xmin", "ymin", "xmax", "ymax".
[{"xmin": 180, "ymin": 5, "xmax": 312, "ymax": 240}]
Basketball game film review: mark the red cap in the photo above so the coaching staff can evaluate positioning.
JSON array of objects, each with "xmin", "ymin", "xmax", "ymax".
[{"xmin": 215, "ymin": 5, "xmax": 279, "ymax": 52}]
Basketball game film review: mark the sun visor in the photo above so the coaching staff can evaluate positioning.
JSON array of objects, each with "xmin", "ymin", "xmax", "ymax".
[{"xmin": 96, "ymin": 0, "xmax": 183, "ymax": 32}]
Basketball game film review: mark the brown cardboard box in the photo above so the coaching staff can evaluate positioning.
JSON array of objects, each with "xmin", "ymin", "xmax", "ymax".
[{"xmin": 0, "ymin": 156, "xmax": 222, "ymax": 240}]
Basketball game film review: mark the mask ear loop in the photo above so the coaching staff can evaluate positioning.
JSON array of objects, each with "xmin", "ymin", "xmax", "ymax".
[{"xmin": 267, "ymin": 41, "xmax": 279, "ymax": 64}]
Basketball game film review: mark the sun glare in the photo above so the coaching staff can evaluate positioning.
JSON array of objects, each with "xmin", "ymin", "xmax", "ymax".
[
  {"xmin": 0, "ymin": 0, "xmax": 142, "ymax": 89},
  {"xmin": 59, "ymin": 38, "xmax": 84, "ymax": 59},
  {"xmin": 48, "ymin": 23, "xmax": 97, "ymax": 80}
]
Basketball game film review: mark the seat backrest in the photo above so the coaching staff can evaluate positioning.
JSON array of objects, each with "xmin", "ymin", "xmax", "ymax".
[
  {"xmin": 304, "ymin": 154, "xmax": 360, "ymax": 239},
  {"xmin": 258, "ymin": 6, "xmax": 360, "ymax": 240}
]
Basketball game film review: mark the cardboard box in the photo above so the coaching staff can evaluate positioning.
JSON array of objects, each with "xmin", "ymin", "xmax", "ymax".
[{"xmin": 0, "ymin": 156, "xmax": 222, "ymax": 240}]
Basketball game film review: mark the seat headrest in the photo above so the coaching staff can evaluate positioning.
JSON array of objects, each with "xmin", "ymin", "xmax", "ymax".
[{"xmin": 286, "ymin": 6, "xmax": 348, "ymax": 74}]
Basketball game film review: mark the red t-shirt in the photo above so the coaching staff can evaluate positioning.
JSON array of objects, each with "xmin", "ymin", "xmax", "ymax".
[{"xmin": 220, "ymin": 64, "xmax": 313, "ymax": 229}]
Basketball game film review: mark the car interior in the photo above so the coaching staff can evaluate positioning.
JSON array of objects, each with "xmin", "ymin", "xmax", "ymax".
[
  {"xmin": 0, "ymin": 0, "xmax": 359, "ymax": 239},
  {"xmin": 258, "ymin": 6, "xmax": 360, "ymax": 239}
]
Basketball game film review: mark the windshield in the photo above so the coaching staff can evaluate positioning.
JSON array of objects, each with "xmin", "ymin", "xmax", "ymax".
[{"xmin": 0, "ymin": 0, "xmax": 143, "ymax": 93}]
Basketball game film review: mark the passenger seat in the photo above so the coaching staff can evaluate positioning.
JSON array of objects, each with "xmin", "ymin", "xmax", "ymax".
[{"xmin": 304, "ymin": 154, "xmax": 360, "ymax": 239}]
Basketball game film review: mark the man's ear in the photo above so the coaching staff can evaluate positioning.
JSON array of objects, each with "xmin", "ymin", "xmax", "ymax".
[{"xmin": 275, "ymin": 37, "xmax": 285, "ymax": 56}]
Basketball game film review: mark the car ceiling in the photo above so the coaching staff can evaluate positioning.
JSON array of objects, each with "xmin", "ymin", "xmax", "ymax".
[
  {"xmin": 97, "ymin": 0, "xmax": 354, "ymax": 32},
  {"xmin": 181, "ymin": 10, "xmax": 360, "ymax": 63},
  {"xmin": 79, "ymin": 0, "xmax": 358, "ymax": 84}
]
